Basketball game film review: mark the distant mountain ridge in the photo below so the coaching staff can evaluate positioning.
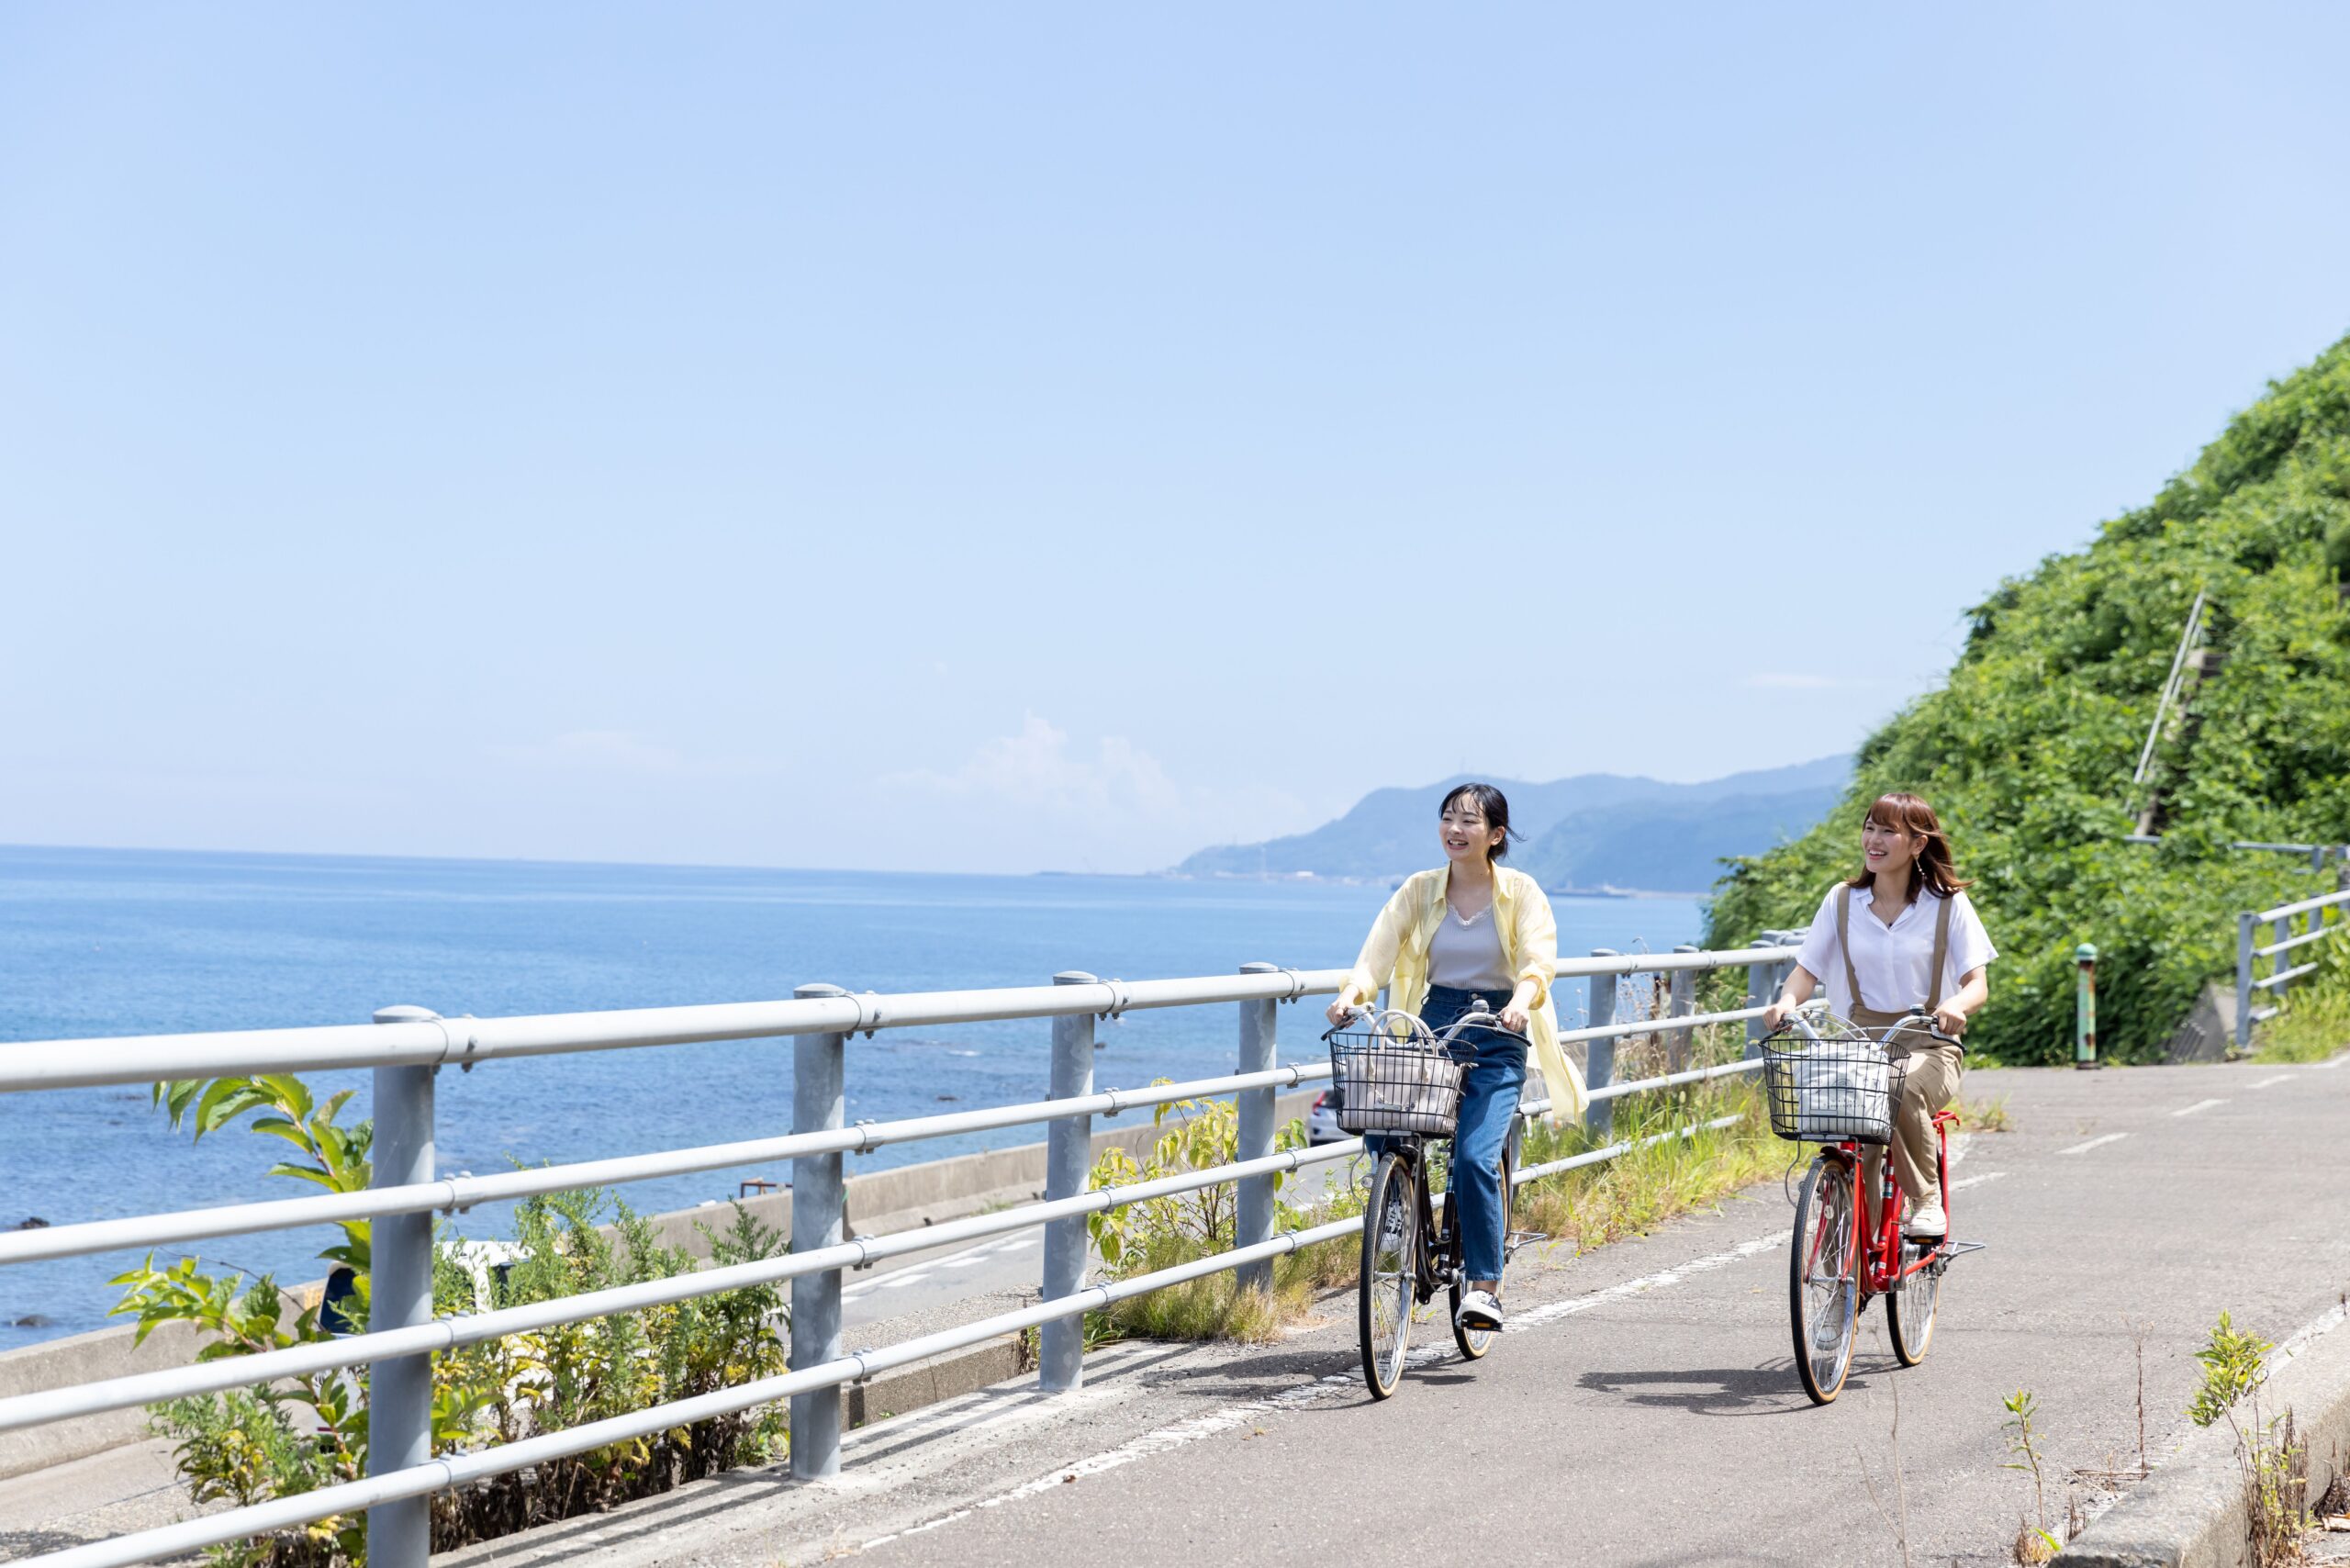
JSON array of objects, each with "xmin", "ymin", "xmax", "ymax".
[{"xmin": 1177, "ymin": 755, "xmax": 1850, "ymax": 893}]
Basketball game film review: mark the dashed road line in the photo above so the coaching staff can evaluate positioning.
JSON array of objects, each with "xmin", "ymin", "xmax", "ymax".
[
  {"xmin": 2173, "ymin": 1098, "xmax": 2229, "ymax": 1117},
  {"xmin": 2251, "ymin": 1075, "xmax": 2295, "ymax": 1089},
  {"xmin": 858, "ymin": 1224, "xmax": 1807, "ymax": 1553},
  {"xmin": 1950, "ymin": 1170, "xmax": 2008, "ymax": 1191},
  {"xmin": 2059, "ymin": 1133, "xmax": 2130, "ymax": 1156},
  {"xmin": 843, "ymin": 1230, "xmax": 1044, "ymax": 1297}
]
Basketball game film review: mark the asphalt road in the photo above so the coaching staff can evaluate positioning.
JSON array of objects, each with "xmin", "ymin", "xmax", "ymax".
[{"xmin": 452, "ymin": 1049, "xmax": 2350, "ymax": 1568}]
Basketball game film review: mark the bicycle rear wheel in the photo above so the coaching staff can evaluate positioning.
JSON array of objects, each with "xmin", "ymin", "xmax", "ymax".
[
  {"xmin": 1449, "ymin": 1135, "xmax": 1515, "ymax": 1361},
  {"xmin": 1789, "ymin": 1154, "xmax": 1858, "ymax": 1405},
  {"xmin": 1359, "ymin": 1153, "xmax": 1416, "ymax": 1399},
  {"xmin": 1887, "ymin": 1240, "xmax": 1941, "ymax": 1364}
]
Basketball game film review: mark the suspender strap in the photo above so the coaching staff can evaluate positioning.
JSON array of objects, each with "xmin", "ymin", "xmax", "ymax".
[
  {"xmin": 1835, "ymin": 886, "xmax": 1868, "ymax": 1013},
  {"xmin": 1925, "ymin": 892, "xmax": 1953, "ymax": 1011}
]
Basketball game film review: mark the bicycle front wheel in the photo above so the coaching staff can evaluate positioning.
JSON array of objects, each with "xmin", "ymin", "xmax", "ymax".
[
  {"xmin": 1359, "ymin": 1152, "xmax": 1417, "ymax": 1399},
  {"xmin": 1449, "ymin": 1136, "xmax": 1515, "ymax": 1361},
  {"xmin": 1789, "ymin": 1154, "xmax": 1858, "ymax": 1405}
]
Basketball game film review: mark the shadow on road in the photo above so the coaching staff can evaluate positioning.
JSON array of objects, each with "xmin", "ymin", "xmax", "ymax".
[{"xmin": 1576, "ymin": 1358, "xmax": 1853, "ymax": 1416}]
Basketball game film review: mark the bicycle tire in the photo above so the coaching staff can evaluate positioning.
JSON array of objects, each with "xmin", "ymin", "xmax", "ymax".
[
  {"xmin": 1449, "ymin": 1134, "xmax": 1516, "ymax": 1361},
  {"xmin": 1359, "ymin": 1153, "xmax": 1416, "ymax": 1399},
  {"xmin": 1789, "ymin": 1154, "xmax": 1858, "ymax": 1406},
  {"xmin": 1886, "ymin": 1240, "xmax": 1940, "ymax": 1365},
  {"xmin": 1889, "ymin": 1133, "xmax": 1950, "ymax": 1366}
]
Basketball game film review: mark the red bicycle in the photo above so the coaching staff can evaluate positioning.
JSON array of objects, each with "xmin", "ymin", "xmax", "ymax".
[{"xmin": 1763, "ymin": 1007, "xmax": 1979, "ymax": 1405}]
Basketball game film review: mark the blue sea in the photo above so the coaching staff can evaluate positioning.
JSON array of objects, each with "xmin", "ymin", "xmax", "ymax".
[{"xmin": 0, "ymin": 845, "xmax": 1704, "ymax": 1343}]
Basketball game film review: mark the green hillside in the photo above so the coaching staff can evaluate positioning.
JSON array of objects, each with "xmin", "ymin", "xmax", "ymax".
[{"xmin": 1706, "ymin": 333, "xmax": 2350, "ymax": 1064}]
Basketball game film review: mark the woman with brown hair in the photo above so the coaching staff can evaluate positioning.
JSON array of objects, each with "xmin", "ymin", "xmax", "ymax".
[{"xmin": 1761, "ymin": 791, "xmax": 1996, "ymax": 1238}]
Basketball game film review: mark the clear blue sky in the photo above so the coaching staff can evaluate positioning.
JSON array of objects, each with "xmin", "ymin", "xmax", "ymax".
[{"xmin": 5, "ymin": 3, "xmax": 2347, "ymax": 875}]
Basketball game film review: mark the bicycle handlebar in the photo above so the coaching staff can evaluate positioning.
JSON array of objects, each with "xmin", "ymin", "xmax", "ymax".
[
  {"xmin": 1321, "ymin": 1002, "xmax": 1531, "ymax": 1051},
  {"xmin": 1762, "ymin": 1005, "xmax": 1962, "ymax": 1048}
]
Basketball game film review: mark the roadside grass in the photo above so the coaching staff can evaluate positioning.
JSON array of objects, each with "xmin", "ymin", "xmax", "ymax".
[
  {"xmin": 1961, "ymin": 1094, "xmax": 2014, "ymax": 1133},
  {"xmin": 1511, "ymin": 1075, "xmax": 1783, "ymax": 1254},
  {"xmin": 2253, "ymin": 934, "xmax": 2350, "ymax": 1063}
]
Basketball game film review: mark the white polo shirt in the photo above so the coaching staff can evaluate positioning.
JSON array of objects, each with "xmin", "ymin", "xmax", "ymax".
[{"xmin": 1795, "ymin": 884, "xmax": 1997, "ymax": 1021}]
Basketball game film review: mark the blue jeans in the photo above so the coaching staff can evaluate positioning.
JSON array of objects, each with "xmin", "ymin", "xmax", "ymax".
[{"xmin": 1365, "ymin": 985, "xmax": 1527, "ymax": 1284}]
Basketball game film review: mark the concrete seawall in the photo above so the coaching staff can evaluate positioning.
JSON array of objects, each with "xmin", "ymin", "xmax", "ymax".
[{"xmin": 0, "ymin": 1090, "xmax": 1321, "ymax": 1480}]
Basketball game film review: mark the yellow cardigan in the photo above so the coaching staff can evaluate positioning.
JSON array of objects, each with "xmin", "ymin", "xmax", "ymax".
[{"xmin": 1337, "ymin": 865, "xmax": 1589, "ymax": 1124}]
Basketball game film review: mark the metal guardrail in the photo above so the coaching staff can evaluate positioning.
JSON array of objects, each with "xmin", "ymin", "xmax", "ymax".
[
  {"xmin": 2128, "ymin": 833, "xmax": 2350, "ymax": 870},
  {"xmin": 3, "ymin": 942, "xmax": 1796, "ymax": 1568},
  {"xmin": 2236, "ymin": 888, "xmax": 2350, "ymax": 1050}
]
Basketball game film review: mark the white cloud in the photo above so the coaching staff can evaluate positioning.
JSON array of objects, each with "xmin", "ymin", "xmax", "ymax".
[
  {"xmin": 879, "ymin": 715, "xmax": 1313, "ymax": 871},
  {"xmin": 885, "ymin": 716, "xmax": 1179, "ymax": 815}
]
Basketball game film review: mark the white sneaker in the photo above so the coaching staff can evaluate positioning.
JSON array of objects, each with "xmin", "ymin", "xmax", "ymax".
[
  {"xmin": 1905, "ymin": 1198, "xmax": 1946, "ymax": 1238},
  {"xmin": 1379, "ymin": 1204, "xmax": 1410, "ymax": 1250},
  {"xmin": 1455, "ymin": 1288, "xmax": 1504, "ymax": 1331}
]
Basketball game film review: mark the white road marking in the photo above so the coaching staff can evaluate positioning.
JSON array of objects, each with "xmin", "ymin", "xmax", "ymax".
[
  {"xmin": 2173, "ymin": 1098, "xmax": 2229, "ymax": 1117},
  {"xmin": 861, "ymin": 1223, "xmax": 1814, "ymax": 1552},
  {"xmin": 1508, "ymin": 1232, "xmax": 1788, "ymax": 1331},
  {"xmin": 2059, "ymin": 1133, "xmax": 2131, "ymax": 1156},
  {"xmin": 2311, "ymin": 1054, "xmax": 2348, "ymax": 1070},
  {"xmin": 842, "ymin": 1229, "xmax": 1048, "ymax": 1298},
  {"xmin": 1950, "ymin": 1171, "xmax": 2008, "ymax": 1191},
  {"xmin": 2251, "ymin": 1075, "xmax": 2295, "ymax": 1089}
]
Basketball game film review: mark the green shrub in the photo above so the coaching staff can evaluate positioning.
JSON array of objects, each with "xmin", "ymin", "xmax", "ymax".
[
  {"xmin": 1082, "ymin": 1091, "xmax": 1344, "ymax": 1343},
  {"xmin": 117, "ymin": 1074, "xmax": 789, "ymax": 1566},
  {"xmin": 1709, "ymin": 334, "xmax": 2350, "ymax": 1063}
]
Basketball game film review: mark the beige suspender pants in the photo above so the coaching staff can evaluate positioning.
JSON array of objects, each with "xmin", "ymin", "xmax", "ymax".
[{"xmin": 1838, "ymin": 887, "xmax": 1964, "ymax": 1226}]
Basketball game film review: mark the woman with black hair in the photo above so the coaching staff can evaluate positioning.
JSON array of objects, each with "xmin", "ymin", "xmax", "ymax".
[
  {"xmin": 1326, "ymin": 782, "xmax": 1585, "ymax": 1332},
  {"xmin": 1762, "ymin": 790, "xmax": 1997, "ymax": 1239}
]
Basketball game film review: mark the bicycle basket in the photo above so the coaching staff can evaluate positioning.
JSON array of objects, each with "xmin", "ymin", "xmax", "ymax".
[
  {"xmin": 1762, "ymin": 1036, "xmax": 1904, "ymax": 1145},
  {"xmin": 1327, "ymin": 1024, "xmax": 1467, "ymax": 1137}
]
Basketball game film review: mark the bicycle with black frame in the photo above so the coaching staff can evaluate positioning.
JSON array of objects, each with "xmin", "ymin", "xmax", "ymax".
[
  {"xmin": 1321, "ymin": 1000, "xmax": 1534, "ymax": 1400},
  {"xmin": 1761, "ymin": 1003, "xmax": 1984, "ymax": 1405}
]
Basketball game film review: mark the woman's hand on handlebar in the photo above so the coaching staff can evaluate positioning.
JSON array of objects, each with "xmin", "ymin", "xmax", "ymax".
[
  {"xmin": 1326, "ymin": 994, "xmax": 1360, "ymax": 1027},
  {"xmin": 1762, "ymin": 997, "xmax": 1795, "ymax": 1032},
  {"xmin": 1931, "ymin": 1002, "xmax": 1968, "ymax": 1039},
  {"xmin": 1497, "ymin": 1000, "xmax": 1530, "ymax": 1036}
]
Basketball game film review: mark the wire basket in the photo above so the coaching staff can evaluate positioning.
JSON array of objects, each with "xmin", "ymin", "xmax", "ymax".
[
  {"xmin": 1326, "ymin": 1024, "xmax": 1468, "ymax": 1137},
  {"xmin": 1762, "ymin": 1035, "xmax": 1907, "ymax": 1145}
]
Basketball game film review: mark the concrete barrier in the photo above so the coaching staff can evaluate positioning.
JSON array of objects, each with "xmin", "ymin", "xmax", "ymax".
[
  {"xmin": 2060, "ymin": 1308, "xmax": 2350, "ymax": 1567},
  {"xmin": 0, "ymin": 1090, "xmax": 1322, "ymax": 1480}
]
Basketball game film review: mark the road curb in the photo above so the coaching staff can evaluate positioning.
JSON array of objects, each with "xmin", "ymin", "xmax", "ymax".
[{"xmin": 2059, "ymin": 1305, "xmax": 2350, "ymax": 1568}]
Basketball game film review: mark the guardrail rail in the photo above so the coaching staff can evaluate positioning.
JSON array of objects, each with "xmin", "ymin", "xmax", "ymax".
[
  {"xmin": 0, "ymin": 940, "xmax": 1799, "ymax": 1568},
  {"xmin": 2237, "ymin": 888, "xmax": 2350, "ymax": 1049}
]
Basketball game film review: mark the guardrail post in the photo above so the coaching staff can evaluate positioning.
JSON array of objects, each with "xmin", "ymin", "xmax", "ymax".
[
  {"xmin": 367, "ymin": 1006, "xmax": 438, "ymax": 1568},
  {"xmin": 1040, "ymin": 971, "xmax": 1097, "ymax": 1393},
  {"xmin": 1586, "ymin": 951, "xmax": 1617, "ymax": 1140},
  {"xmin": 1744, "ymin": 958, "xmax": 1769, "ymax": 1058},
  {"xmin": 1234, "ymin": 962, "xmax": 1280, "ymax": 1298},
  {"xmin": 1667, "ymin": 946, "xmax": 1697, "ymax": 1074},
  {"xmin": 2274, "ymin": 915, "xmax": 2292, "ymax": 1011},
  {"xmin": 789, "ymin": 983, "xmax": 848, "ymax": 1482},
  {"xmin": 2236, "ymin": 912, "xmax": 2256, "ymax": 1053}
]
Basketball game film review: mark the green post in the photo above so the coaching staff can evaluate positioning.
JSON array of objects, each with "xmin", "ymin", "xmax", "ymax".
[{"xmin": 2074, "ymin": 943, "xmax": 2100, "ymax": 1070}]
